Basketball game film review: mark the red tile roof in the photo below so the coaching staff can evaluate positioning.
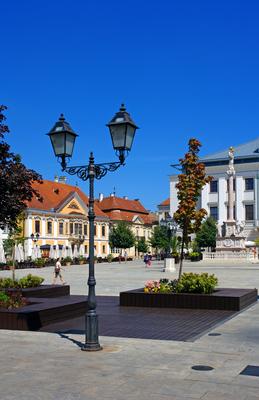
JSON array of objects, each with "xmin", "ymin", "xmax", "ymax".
[
  {"xmin": 97, "ymin": 196, "xmax": 148, "ymax": 214},
  {"xmin": 97, "ymin": 196, "xmax": 157, "ymax": 225},
  {"xmin": 27, "ymin": 180, "xmax": 107, "ymax": 218},
  {"xmin": 159, "ymin": 197, "xmax": 170, "ymax": 206}
]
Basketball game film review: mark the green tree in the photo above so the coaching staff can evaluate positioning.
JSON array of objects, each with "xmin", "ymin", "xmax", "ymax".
[
  {"xmin": 136, "ymin": 237, "xmax": 148, "ymax": 254},
  {"xmin": 196, "ymin": 217, "xmax": 217, "ymax": 249},
  {"xmin": 149, "ymin": 226, "xmax": 170, "ymax": 253},
  {"xmin": 109, "ymin": 222, "xmax": 136, "ymax": 251},
  {"xmin": 0, "ymin": 105, "xmax": 42, "ymax": 230},
  {"xmin": 174, "ymin": 138, "xmax": 212, "ymax": 278}
]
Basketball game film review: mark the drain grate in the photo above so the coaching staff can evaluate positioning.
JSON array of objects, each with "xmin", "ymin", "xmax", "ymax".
[
  {"xmin": 208, "ymin": 333, "xmax": 221, "ymax": 336},
  {"xmin": 191, "ymin": 365, "xmax": 214, "ymax": 371},
  {"xmin": 240, "ymin": 365, "xmax": 259, "ymax": 377}
]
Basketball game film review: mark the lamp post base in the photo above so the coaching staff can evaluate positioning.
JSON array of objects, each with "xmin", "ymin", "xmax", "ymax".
[
  {"xmin": 81, "ymin": 313, "xmax": 103, "ymax": 351},
  {"xmin": 81, "ymin": 344, "xmax": 103, "ymax": 352}
]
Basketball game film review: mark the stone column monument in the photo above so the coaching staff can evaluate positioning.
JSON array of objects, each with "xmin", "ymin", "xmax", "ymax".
[{"xmin": 216, "ymin": 147, "xmax": 246, "ymax": 256}]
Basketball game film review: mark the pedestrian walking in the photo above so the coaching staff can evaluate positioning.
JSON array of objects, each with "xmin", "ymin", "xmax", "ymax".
[
  {"xmin": 147, "ymin": 252, "xmax": 152, "ymax": 267},
  {"xmin": 124, "ymin": 250, "xmax": 128, "ymax": 263},
  {"xmin": 144, "ymin": 253, "xmax": 149, "ymax": 267},
  {"xmin": 52, "ymin": 258, "xmax": 66, "ymax": 285},
  {"xmin": 118, "ymin": 252, "xmax": 122, "ymax": 264}
]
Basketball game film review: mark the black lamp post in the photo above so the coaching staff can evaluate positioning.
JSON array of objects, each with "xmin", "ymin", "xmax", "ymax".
[
  {"xmin": 160, "ymin": 216, "xmax": 177, "ymax": 258},
  {"xmin": 47, "ymin": 104, "xmax": 138, "ymax": 351}
]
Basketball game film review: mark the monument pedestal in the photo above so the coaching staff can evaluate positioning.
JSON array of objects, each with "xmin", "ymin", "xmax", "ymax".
[{"xmin": 216, "ymin": 221, "xmax": 246, "ymax": 257}]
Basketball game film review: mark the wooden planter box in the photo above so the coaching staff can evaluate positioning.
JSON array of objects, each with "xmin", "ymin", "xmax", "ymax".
[
  {"xmin": 3, "ymin": 284, "xmax": 70, "ymax": 298},
  {"xmin": 120, "ymin": 288, "xmax": 258, "ymax": 311},
  {"xmin": 0, "ymin": 295, "xmax": 87, "ymax": 331}
]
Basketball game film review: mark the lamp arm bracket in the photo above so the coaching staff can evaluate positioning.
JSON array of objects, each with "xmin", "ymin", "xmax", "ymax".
[{"xmin": 64, "ymin": 161, "xmax": 124, "ymax": 181}]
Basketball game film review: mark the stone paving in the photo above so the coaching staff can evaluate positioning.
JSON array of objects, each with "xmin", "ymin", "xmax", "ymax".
[{"xmin": 1, "ymin": 259, "xmax": 259, "ymax": 399}]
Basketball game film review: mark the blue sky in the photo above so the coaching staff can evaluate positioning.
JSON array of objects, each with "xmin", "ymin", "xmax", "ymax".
[{"xmin": 2, "ymin": 0, "xmax": 259, "ymax": 210}]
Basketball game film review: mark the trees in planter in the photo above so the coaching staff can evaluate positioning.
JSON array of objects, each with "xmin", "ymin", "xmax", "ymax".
[
  {"xmin": 109, "ymin": 222, "xmax": 135, "ymax": 255},
  {"xmin": 174, "ymin": 138, "xmax": 212, "ymax": 279}
]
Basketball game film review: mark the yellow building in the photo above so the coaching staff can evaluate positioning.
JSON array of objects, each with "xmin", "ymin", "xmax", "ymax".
[{"xmin": 23, "ymin": 179, "xmax": 109, "ymax": 258}]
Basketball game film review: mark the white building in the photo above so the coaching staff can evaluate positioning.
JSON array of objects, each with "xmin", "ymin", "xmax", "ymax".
[{"xmin": 170, "ymin": 137, "xmax": 259, "ymax": 241}]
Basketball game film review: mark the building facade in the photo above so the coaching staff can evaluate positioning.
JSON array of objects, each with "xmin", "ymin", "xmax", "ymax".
[
  {"xmin": 23, "ymin": 179, "xmax": 110, "ymax": 257},
  {"xmin": 96, "ymin": 194, "xmax": 157, "ymax": 257},
  {"xmin": 170, "ymin": 137, "xmax": 259, "ymax": 241},
  {"xmin": 157, "ymin": 198, "xmax": 170, "ymax": 222}
]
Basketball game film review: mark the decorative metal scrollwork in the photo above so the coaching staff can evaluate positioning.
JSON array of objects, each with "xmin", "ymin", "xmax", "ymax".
[{"xmin": 64, "ymin": 161, "xmax": 123, "ymax": 181}]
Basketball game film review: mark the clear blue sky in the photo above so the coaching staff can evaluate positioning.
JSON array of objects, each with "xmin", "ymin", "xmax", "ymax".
[{"xmin": 2, "ymin": 0, "xmax": 259, "ymax": 210}]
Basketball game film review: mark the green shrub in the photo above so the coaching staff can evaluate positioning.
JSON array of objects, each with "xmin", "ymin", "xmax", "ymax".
[
  {"xmin": 18, "ymin": 274, "xmax": 44, "ymax": 288},
  {"xmin": 63, "ymin": 257, "xmax": 72, "ymax": 263},
  {"xmin": 34, "ymin": 258, "xmax": 46, "ymax": 267},
  {"xmin": 176, "ymin": 272, "xmax": 218, "ymax": 294},
  {"xmin": 0, "ymin": 277, "xmax": 18, "ymax": 289}
]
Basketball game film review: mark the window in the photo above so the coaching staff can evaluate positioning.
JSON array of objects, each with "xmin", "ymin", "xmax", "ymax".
[
  {"xmin": 245, "ymin": 204, "xmax": 254, "ymax": 221},
  {"xmin": 78, "ymin": 224, "xmax": 82, "ymax": 235},
  {"xmin": 47, "ymin": 221, "xmax": 52, "ymax": 234},
  {"xmin": 74, "ymin": 223, "xmax": 79, "ymax": 235},
  {"xmin": 102, "ymin": 245, "xmax": 106, "ymax": 254},
  {"xmin": 94, "ymin": 225, "xmax": 97, "ymax": 236},
  {"xmin": 84, "ymin": 225, "xmax": 88, "ymax": 235},
  {"xmin": 70, "ymin": 223, "xmax": 74, "ymax": 235},
  {"xmin": 111, "ymin": 248, "xmax": 120, "ymax": 254},
  {"xmin": 210, "ymin": 180, "xmax": 218, "ymax": 193},
  {"xmin": 102, "ymin": 226, "xmax": 106, "ymax": 237},
  {"xmin": 245, "ymin": 178, "xmax": 254, "ymax": 191},
  {"xmin": 59, "ymin": 222, "xmax": 64, "ymax": 235},
  {"xmin": 227, "ymin": 178, "xmax": 236, "ymax": 192},
  {"xmin": 209, "ymin": 206, "xmax": 218, "ymax": 221},
  {"xmin": 85, "ymin": 245, "xmax": 88, "ymax": 254},
  {"xmin": 35, "ymin": 220, "xmax": 40, "ymax": 233}
]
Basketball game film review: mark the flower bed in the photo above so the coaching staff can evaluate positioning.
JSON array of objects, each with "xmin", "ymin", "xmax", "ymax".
[{"xmin": 0, "ymin": 291, "xmax": 28, "ymax": 310}]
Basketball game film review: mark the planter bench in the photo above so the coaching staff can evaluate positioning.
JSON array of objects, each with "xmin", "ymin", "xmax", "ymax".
[
  {"xmin": 120, "ymin": 288, "xmax": 258, "ymax": 311},
  {"xmin": 0, "ymin": 295, "xmax": 87, "ymax": 330}
]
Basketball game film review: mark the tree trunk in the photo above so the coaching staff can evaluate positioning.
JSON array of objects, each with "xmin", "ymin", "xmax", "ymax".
[
  {"xmin": 178, "ymin": 228, "xmax": 186, "ymax": 280},
  {"xmin": 11, "ymin": 245, "xmax": 15, "ymax": 281}
]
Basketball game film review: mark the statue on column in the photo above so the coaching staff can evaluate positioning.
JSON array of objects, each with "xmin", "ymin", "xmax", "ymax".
[{"xmin": 227, "ymin": 146, "xmax": 235, "ymax": 175}]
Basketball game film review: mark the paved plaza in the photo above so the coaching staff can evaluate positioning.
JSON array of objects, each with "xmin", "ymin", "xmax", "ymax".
[{"xmin": 1, "ymin": 259, "xmax": 259, "ymax": 399}]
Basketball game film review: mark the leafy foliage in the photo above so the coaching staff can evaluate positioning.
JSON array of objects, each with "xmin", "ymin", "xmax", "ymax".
[
  {"xmin": 173, "ymin": 138, "xmax": 212, "ymax": 278},
  {"xmin": 0, "ymin": 105, "xmax": 42, "ymax": 230},
  {"xmin": 149, "ymin": 226, "xmax": 170, "ymax": 252},
  {"xmin": 109, "ymin": 222, "xmax": 136, "ymax": 250},
  {"xmin": 136, "ymin": 237, "xmax": 148, "ymax": 254},
  {"xmin": 0, "ymin": 274, "xmax": 44, "ymax": 289},
  {"xmin": 143, "ymin": 273, "xmax": 218, "ymax": 295},
  {"xmin": 196, "ymin": 217, "xmax": 217, "ymax": 249},
  {"xmin": 0, "ymin": 291, "xmax": 28, "ymax": 309},
  {"xmin": 176, "ymin": 272, "xmax": 218, "ymax": 294}
]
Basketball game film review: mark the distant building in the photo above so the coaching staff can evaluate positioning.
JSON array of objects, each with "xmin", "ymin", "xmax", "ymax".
[
  {"xmin": 23, "ymin": 178, "xmax": 109, "ymax": 257},
  {"xmin": 170, "ymin": 137, "xmax": 259, "ymax": 241},
  {"xmin": 97, "ymin": 194, "xmax": 157, "ymax": 257},
  {"xmin": 157, "ymin": 197, "xmax": 170, "ymax": 222}
]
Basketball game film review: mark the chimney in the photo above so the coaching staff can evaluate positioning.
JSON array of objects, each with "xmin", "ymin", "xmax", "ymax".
[
  {"xmin": 123, "ymin": 196, "xmax": 128, "ymax": 200},
  {"xmin": 54, "ymin": 175, "xmax": 59, "ymax": 182},
  {"xmin": 59, "ymin": 176, "xmax": 67, "ymax": 184},
  {"xmin": 110, "ymin": 193, "xmax": 115, "ymax": 197},
  {"xmin": 99, "ymin": 193, "xmax": 104, "ymax": 202}
]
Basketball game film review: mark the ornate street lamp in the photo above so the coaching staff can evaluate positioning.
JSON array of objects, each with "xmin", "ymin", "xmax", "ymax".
[{"xmin": 47, "ymin": 104, "xmax": 138, "ymax": 351}]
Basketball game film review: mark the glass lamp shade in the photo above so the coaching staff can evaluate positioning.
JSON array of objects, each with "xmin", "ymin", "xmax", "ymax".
[
  {"xmin": 47, "ymin": 114, "xmax": 78, "ymax": 158},
  {"xmin": 107, "ymin": 104, "xmax": 138, "ymax": 152}
]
